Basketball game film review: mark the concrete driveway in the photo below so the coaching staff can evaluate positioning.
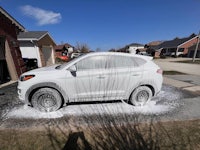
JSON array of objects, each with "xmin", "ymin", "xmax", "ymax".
[
  {"xmin": 154, "ymin": 58, "xmax": 200, "ymax": 95},
  {"xmin": 154, "ymin": 58, "xmax": 200, "ymax": 76}
]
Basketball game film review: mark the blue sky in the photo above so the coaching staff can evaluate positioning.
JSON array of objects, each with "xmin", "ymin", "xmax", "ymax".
[{"xmin": 1, "ymin": 0, "xmax": 200, "ymax": 51}]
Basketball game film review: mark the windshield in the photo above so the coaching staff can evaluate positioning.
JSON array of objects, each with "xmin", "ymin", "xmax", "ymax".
[{"xmin": 55, "ymin": 54, "xmax": 86, "ymax": 70}]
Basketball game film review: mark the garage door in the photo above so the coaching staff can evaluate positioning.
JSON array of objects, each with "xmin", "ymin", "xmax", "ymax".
[{"xmin": 42, "ymin": 46, "xmax": 53, "ymax": 66}]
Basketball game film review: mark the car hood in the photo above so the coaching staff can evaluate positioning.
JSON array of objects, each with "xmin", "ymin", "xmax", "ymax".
[{"xmin": 23, "ymin": 64, "xmax": 60, "ymax": 75}]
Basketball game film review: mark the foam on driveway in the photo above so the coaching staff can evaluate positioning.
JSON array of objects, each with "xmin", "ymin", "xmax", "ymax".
[
  {"xmin": 6, "ymin": 101, "xmax": 175, "ymax": 119},
  {"xmin": 6, "ymin": 88, "xmax": 183, "ymax": 119}
]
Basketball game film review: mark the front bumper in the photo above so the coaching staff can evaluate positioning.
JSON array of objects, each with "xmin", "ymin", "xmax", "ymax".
[{"xmin": 17, "ymin": 81, "xmax": 27, "ymax": 103}]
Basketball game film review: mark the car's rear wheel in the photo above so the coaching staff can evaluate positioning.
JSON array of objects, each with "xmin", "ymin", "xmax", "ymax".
[
  {"xmin": 31, "ymin": 88, "xmax": 62, "ymax": 112},
  {"xmin": 129, "ymin": 86, "xmax": 152, "ymax": 106}
]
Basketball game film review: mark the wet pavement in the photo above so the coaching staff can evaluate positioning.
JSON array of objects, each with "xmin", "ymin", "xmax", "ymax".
[
  {"xmin": 165, "ymin": 74, "xmax": 200, "ymax": 86},
  {"xmin": 0, "ymin": 82, "xmax": 199, "ymax": 129}
]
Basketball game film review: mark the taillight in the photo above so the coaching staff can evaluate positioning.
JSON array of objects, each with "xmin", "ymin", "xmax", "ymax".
[{"xmin": 157, "ymin": 69, "xmax": 163, "ymax": 74}]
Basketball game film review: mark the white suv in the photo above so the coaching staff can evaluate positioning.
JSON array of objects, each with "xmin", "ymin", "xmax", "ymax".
[{"xmin": 18, "ymin": 52, "xmax": 163, "ymax": 112}]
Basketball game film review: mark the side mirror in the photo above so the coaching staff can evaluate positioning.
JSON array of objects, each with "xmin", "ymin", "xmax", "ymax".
[{"xmin": 68, "ymin": 65, "xmax": 77, "ymax": 72}]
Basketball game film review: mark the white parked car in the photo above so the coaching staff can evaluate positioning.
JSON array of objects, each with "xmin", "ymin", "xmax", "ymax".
[
  {"xmin": 71, "ymin": 53, "xmax": 82, "ymax": 59},
  {"xmin": 18, "ymin": 52, "xmax": 163, "ymax": 112}
]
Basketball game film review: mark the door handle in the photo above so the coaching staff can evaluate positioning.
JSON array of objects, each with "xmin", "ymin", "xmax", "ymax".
[
  {"xmin": 132, "ymin": 74, "xmax": 141, "ymax": 76},
  {"xmin": 131, "ymin": 71, "xmax": 142, "ymax": 76},
  {"xmin": 97, "ymin": 75, "xmax": 105, "ymax": 79}
]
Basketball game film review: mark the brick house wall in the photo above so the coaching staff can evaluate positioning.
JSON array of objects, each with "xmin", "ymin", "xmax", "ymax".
[
  {"xmin": 55, "ymin": 50, "xmax": 63, "ymax": 57},
  {"xmin": 0, "ymin": 9, "xmax": 26, "ymax": 80},
  {"xmin": 178, "ymin": 36, "xmax": 198, "ymax": 55},
  {"xmin": 154, "ymin": 51, "xmax": 161, "ymax": 58}
]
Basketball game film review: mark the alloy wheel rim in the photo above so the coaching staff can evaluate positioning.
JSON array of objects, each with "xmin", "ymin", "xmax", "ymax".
[
  {"xmin": 136, "ymin": 90, "xmax": 149, "ymax": 103},
  {"xmin": 39, "ymin": 94, "xmax": 56, "ymax": 108}
]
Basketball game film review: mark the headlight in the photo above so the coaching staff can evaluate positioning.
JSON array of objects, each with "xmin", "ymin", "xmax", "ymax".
[{"xmin": 20, "ymin": 75, "xmax": 35, "ymax": 81}]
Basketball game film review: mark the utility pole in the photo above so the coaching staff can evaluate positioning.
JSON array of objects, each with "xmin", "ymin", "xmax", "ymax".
[{"xmin": 193, "ymin": 31, "xmax": 200, "ymax": 62}]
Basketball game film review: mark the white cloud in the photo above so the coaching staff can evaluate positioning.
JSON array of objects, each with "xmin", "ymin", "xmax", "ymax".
[{"xmin": 20, "ymin": 5, "xmax": 61, "ymax": 26}]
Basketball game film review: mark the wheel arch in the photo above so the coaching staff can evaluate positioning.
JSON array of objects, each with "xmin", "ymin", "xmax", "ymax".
[{"xmin": 25, "ymin": 82, "xmax": 69, "ymax": 105}]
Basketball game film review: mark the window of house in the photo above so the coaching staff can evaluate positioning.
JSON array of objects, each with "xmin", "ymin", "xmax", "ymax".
[{"xmin": 178, "ymin": 48, "xmax": 184, "ymax": 52}]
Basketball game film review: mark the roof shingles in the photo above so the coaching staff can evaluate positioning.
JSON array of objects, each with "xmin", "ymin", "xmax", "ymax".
[
  {"xmin": 18, "ymin": 31, "xmax": 48, "ymax": 39},
  {"xmin": 159, "ymin": 34, "xmax": 197, "ymax": 49}
]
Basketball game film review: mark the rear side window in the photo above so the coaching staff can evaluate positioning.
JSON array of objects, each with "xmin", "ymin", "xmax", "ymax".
[
  {"xmin": 107, "ymin": 55, "xmax": 146, "ymax": 68},
  {"xmin": 133, "ymin": 57, "xmax": 146, "ymax": 66},
  {"xmin": 107, "ymin": 55, "xmax": 137, "ymax": 68}
]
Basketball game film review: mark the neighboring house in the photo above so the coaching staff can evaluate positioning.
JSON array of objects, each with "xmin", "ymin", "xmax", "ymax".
[
  {"xmin": 117, "ymin": 43, "xmax": 144, "ymax": 54},
  {"xmin": 187, "ymin": 44, "xmax": 200, "ymax": 58},
  {"xmin": 158, "ymin": 34, "xmax": 198, "ymax": 57},
  {"xmin": 145, "ymin": 41, "xmax": 163, "ymax": 57},
  {"xmin": 54, "ymin": 43, "xmax": 74, "ymax": 57},
  {"xmin": 126, "ymin": 43, "xmax": 144, "ymax": 54},
  {"xmin": 177, "ymin": 34, "xmax": 199, "ymax": 56},
  {"xmin": 18, "ymin": 31, "xmax": 56, "ymax": 67},
  {"xmin": 0, "ymin": 7, "xmax": 26, "ymax": 84}
]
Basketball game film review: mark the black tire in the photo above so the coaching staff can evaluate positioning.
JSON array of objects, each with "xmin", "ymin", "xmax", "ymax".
[
  {"xmin": 129, "ymin": 86, "xmax": 152, "ymax": 106},
  {"xmin": 31, "ymin": 88, "xmax": 62, "ymax": 112}
]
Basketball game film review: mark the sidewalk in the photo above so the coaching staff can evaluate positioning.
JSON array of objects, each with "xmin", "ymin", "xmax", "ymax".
[
  {"xmin": 154, "ymin": 58, "xmax": 200, "ymax": 95},
  {"xmin": 154, "ymin": 58, "xmax": 200, "ymax": 76},
  {"xmin": 163, "ymin": 77, "xmax": 200, "ymax": 95},
  {"xmin": 0, "ymin": 80, "xmax": 17, "ymax": 89}
]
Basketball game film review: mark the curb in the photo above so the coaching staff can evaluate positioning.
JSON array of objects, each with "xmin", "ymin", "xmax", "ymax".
[{"xmin": 0, "ymin": 81, "xmax": 17, "ymax": 89}]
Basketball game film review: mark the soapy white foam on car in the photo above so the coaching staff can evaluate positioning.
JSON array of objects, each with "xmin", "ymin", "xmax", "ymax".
[{"xmin": 6, "ymin": 90, "xmax": 179, "ymax": 119}]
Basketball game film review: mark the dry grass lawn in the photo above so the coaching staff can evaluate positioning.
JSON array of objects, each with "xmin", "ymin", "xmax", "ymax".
[{"xmin": 0, "ymin": 119, "xmax": 200, "ymax": 150}]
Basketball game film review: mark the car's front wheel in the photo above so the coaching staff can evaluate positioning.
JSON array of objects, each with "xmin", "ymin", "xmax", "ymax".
[
  {"xmin": 31, "ymin": 88, "xmax": 62, "ymax": 112},
  {"xmin": 129, "ymin": 86, "xmax": 152, "ymax": 106}
]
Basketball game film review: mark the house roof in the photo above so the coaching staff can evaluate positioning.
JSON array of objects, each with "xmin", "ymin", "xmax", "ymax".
[
  {"xmin": 128, "ymin": 43, "xmax": 144, "ymax": 47},
  {"xmin": 0, "ymin": 6, "xmax": 25, "ymax": 31},
  {"xmin": 159, "ymin": 34, "xmax": 197, "ymax": 49},
  {"xmin": 18, "ymin": 31, "xmax": 56, "ymax": 45},
  {"xmin": 147, "ymin": 41, "xmax": 163, "ymax": 46},
  {"xmin": 18, "ymin": 31, "xmax": 48, "ymax": 40},
  {"xmin": 54, "ymin": 43, "xmax": 73, "ymax": 50}
]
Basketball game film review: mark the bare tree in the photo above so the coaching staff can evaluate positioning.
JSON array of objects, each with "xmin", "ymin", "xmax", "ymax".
[{"xmin": 75, "ymin": 42, "xmax": 90, "ymax": 53}]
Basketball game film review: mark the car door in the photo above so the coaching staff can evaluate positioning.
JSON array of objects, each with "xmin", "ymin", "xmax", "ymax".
[
  {"xmin": 67, "ymin": 55, "xmax": 108, "ymax": 102},
  {"xmin": 103, "ymin": 55, "xmax": 143, "ymax": 100}
]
